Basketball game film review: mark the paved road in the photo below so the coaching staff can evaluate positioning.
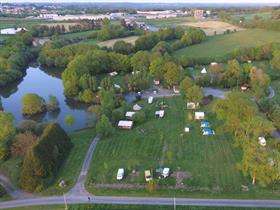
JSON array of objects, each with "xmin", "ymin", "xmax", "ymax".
[{"xmin": 66, "ymin": 136, "xmax": 99, "ymax": 197}]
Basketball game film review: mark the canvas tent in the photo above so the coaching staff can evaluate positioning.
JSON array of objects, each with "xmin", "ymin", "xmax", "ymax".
[
  {"xmin": 202, "ymin": 128, "xmax": 215, "ymax": 136},
  {"xmin": 133, "ymin": 104, "xmax": 142, "ymax": 111},
  {"xmin": 201, "ymin": 67, "xmax": 207, "ymax": 74},
  {"xmin": 201, "ymin": 121, "xmax": 210, "ymax": 128}
]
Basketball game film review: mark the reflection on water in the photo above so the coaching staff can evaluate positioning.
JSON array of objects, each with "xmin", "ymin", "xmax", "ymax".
[{"xmin": 0, "ymin": 66, "xmax": 95, "ymax": 131}]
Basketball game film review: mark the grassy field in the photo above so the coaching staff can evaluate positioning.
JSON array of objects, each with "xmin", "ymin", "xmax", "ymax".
[
  {"xmin": 174, "ymin": 29, "xmax": 280, "ymax": 60},
  {"xmin": 0, "ymin": 128, "xmax": 95, "ymax": 195},
  {"xmin": 145, "ymin": 16, "xmax": 196, "ymax": 28},
  {"xmin": 85, "ymin": 96, "xmax": 268, "ymax": 198},
  {"xmin": 0, "ymin": 17, "xmax": 52, "ymax": 30},
  {"xmin": 97, "ymin": 36, "xmax": 139, "ymax": 47},
  {"xmin": 60, "ymin": 29, "xmax": 98, "ymax": 40},
  {"xmin": 231, "ymin": 12, "xmax": 272, "ymax": 22},
  {"xmin": 6, "ymin": 204, "xmax": 275, "ymax": 210}
]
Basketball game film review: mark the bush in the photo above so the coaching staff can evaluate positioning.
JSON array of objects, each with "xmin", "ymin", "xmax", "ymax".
[{"xmin": 132, "ymin": 111, "xmax": 146, "ymax": 124}]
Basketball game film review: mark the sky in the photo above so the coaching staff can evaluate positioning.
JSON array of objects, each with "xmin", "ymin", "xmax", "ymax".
[{"xmin": 0, "ymin": 0, "xmax": 280, "ymax": 4}]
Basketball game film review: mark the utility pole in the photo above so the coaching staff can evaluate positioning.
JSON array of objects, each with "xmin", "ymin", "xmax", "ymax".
[
  {"xmin": 173, "ymin": 197, "xmax": 176, "ymax": 210},
  {"xmin": 63, "ymin": 192, "xmax": 68, "ymax": 210}
]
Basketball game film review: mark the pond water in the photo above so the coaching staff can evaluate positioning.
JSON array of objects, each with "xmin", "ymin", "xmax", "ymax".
[{"xmin": 0, "ymin": 65, "xmax": 95, "ymax": 132}]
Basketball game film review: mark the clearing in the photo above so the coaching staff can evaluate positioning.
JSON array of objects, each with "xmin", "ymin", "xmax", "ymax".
[
  {"xmin": 179, "ymin": 20, "xmax": 243, "ymax": 36},
  {"xmin": 174, "ymin": 29, "xmax": 280, "ymax": 60}
]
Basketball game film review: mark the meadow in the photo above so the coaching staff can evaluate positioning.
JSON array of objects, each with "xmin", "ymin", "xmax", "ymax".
[
  {"xmin": 174, "ymin": 29, "xmax": 280, "ymax": 60},
  {"xmin": 145, "ymin": 16, "xmax": 196, "ymax": 28},
  {"xmin": 85, "ymin": 96, "xmax": 265, "ymax": 198}
]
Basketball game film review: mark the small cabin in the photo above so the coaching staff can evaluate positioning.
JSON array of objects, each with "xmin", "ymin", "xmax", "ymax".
[
  {"xmin": 118, "ymin": 120, "xmax": 133, "ymax": 129},
  {"xmin": 195, "ymin": 112, "xmax": 205, "ymax": 120}
]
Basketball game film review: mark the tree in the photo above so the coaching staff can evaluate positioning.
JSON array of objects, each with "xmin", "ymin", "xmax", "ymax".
[
  {"xmin": 113, "ymin": 40, "xmax": 134, "ymax": 55},
  {"xmin": 0, "ymin": 111, "xmax": 15, "ymax": 160},
  {"xmin": 270, "ymin": 50, "xmax": 280, "ymax": 73},
  {"xmin": 208, "ymin": 64, "xmax": 225, "ymax": 85},
  {"xmin": 22, "ymin": 94, "xmax": 46, "ymax": 115},
  {"xmin": 79, "ymin": 89, "xmax": 95, "ymax": 103},
  {"xmin": 163, "ymin": 62, "xmax": 180, "ymax": 87},
  {"xmin": 224, "ymin": 59, "xmax": 244, "ymax": 88},
  {"xmin": 130, "ymin": 51, "xmax": 150, "ymax": 72},
  {"xmin": 186, "ymin": 85, "xmax": 204, "ymax": 104},
  {"xmin": 96, "ymin": 115, "xmax": 113, "ymax": 139},
  {"xmin": 11, "ymin": 131, "xmax": 37, "ymax": 157},
  {"xmin": 149, "ymin": 57, "xmax": 165, "ymax": 80},
  {"xmin": 64, "ymin": 114, "xmax": 76, "ymax": 126},
  {"xmin": 180, "ymin": 76, "xmax": 194, "ymax": 98},
  {"xmin": 20, "ymin": 123, "xmax": 72, "ymax": 192},
  {"xmin": 249, "ymin": 67, "xmax": 270, "ymax": 99},
  {"xmin": 46, "ymin": 95, "xmax": 59, "ymax": 112}
]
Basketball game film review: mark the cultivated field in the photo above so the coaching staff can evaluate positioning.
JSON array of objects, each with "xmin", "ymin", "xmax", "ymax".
[
  {"xmin": 145, "ymin": 16, "xmax": 196, "ymax": 28},
  {"xmin": 174, "ymin": 29, "xmax": 280, "ymax": 60},
  {"xmin": 179, "ymin": 20, "xmax": 243, "ymax": 36},
  {"xmin": 97, "ymin": 36, "xmax": 139, "ymax": 47}
]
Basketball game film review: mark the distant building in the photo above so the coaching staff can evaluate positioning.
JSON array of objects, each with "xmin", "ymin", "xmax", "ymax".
[
  {"xmin": 194, "ymin": 10, "xmax": 205, "ymax": 19},
  {"xmin": 39, "ymin": 13, "xmax": 58, "ymax": 19}
]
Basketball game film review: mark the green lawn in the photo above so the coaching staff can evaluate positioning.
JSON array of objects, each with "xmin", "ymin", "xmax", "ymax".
[
  {"xmin": 85, "ymin": 96, "xmax": 265, "ymax": 198},
  {"xmin": 0, "ymin": 18, "xmax": 52, "ymax": 30},
  {"xmin": 231, "ymin": 12, "xmax": 272, "ymax": 22},
  {"xmin": 6, "ymin": 204, "xmax": 274, "ymax": 210},
  {"xmin": 174, "ymin": 29, "xmax": 280, "ymax": 60}
]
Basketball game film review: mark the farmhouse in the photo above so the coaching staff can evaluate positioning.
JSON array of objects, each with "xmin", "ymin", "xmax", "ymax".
[
  {"xmin": 195, "ymin": 112, "xmax": 205, "ymax": 120},
  {"xmin": 118, "ymin": 120, "xmax": 133, "ymax": 129}
]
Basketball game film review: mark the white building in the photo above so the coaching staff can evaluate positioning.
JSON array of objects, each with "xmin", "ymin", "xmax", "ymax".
[{"xmin": 0, "ymin": 27, "xmax": 27, "ymax": 35}]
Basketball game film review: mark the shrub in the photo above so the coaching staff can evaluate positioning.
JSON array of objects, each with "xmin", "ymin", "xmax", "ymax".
[
  {"xmin": 96, "ymin": 115, "xmax": 114, "ymax": 139},
  {"xmin": 132, "ymin": 112, "xmax": 146, "ymax": 124}
]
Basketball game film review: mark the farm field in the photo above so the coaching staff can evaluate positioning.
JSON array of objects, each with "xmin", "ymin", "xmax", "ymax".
[
  {"xmin": 174, "ymin": 29, "xmax": 280, "ymax": 60},
  {"xmin": 0, "ymin": 17, "xmax": 51, "ymax": 30},
  {"xmin": 179, "ymin": 20, "xmax": 243, "ymax": 36},
  {"xmin": 231, "ymin": 12, "xmax": 272, "ymax": 22},
  {"xmin": 85, "ymin": 96, "xmax": 264, "ymax": 198},
  {"xmin": 145, "ymin": 16, "xmax": 196, "ymax": 27},
  {"xmin": 60, "ymin": 29, "xmax": 98, "ymax": 39}
]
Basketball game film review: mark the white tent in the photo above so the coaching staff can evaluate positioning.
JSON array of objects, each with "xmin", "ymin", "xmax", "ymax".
[
  {"xmin": 201, "ymin": 68, "xmax": 207, "ymax": 74},
  {"xmin": 133, "ymin": 104, "xmax": 142, "ymax": 111},
  {"xmin": 125, "ymin": 111, "xmax": 136, "ymax": 118}
]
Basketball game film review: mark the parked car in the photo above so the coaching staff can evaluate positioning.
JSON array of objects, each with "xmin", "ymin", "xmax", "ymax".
[
  {"xmin": 144, "ymin": 170, "xmax": 153, "ymax": 182},
  {"xmin": 117, "ymin": 168, "xmax": 124, "ymax": 180}
]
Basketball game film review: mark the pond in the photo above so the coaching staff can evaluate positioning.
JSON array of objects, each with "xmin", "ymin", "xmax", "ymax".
[{"xmin": 0, "ymin": 65, "xmax": 95, "ymax": 132}]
